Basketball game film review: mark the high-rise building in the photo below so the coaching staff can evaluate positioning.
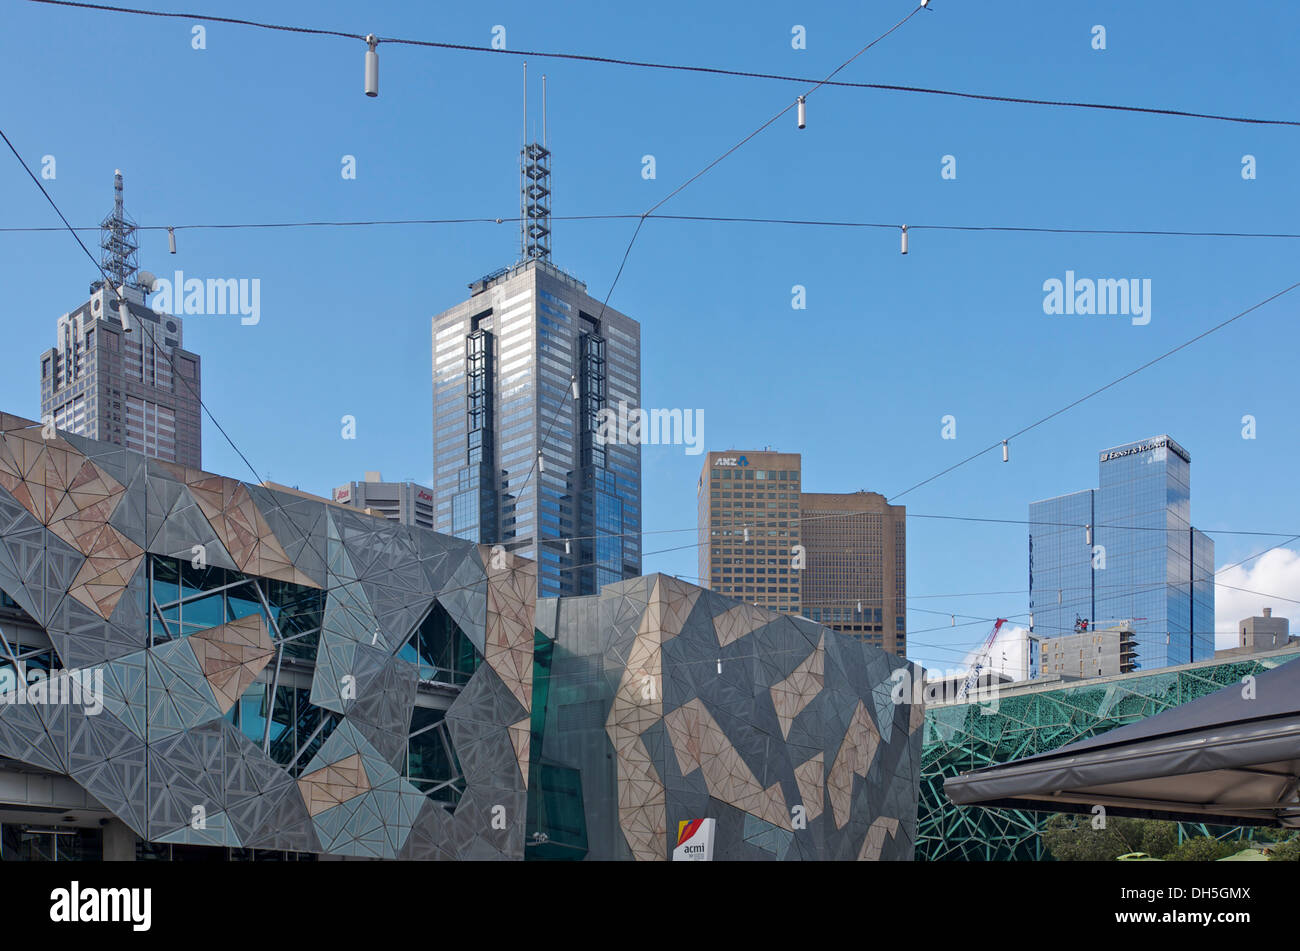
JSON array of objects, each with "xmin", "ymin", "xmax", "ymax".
[
  {"xmin": 430, "ymin": 118, "xmax": 641, "ymax": 598},
  {"xmin": 331, "ymin": 472, "xmax": 435, "ymax": 529},
  {"xmin": 38, "ymin": 172, "xmax": 202, "ymax": 467},
  {"xmin": 1029, "ymin": 435, "xmax": 1215, "ymax": 670},
  {"xmin": 801, "ymin": 491, "xmax": 907, "ymax": 654},
  {"xmin": 697, "ymin": 451, "xmax": 907, "ymax": 655},
  {"xmin": 698, "ymin": 450, "xmax": 803, "ymax": 615}
]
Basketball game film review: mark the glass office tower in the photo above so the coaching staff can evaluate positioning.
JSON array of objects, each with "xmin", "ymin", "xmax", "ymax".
[
  {"xmin": 1029, "ymin": 436, "xmax": 1214, "ymax": 670},
  {"xmin": 431, "ymin": 259, "xmax": 642, "ymax": 599}
]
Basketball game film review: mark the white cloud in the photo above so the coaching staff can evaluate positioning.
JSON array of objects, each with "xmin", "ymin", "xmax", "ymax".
[
  {"xmin": 963, "ymin": 624, "xmax": 1033, "ymax": 680},
  {"xmin": 1215, "ymin": 548, "xmax": 1300, "ymax": 649}
]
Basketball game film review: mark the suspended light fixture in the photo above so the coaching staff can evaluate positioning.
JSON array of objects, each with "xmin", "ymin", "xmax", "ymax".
[
  {"xmin": 857, "ymin": 601, "xmax": 863, "ymax": 614},
  {"xmin": 117, "ymin": 296, "xmax": 132, "ymax": 334},
  {"xmin": 900, "ymin": 224, "xmax": 909, "ymax": 255},
  {"xmin": 167, "ymin": 227, "xmax": 176, "ymax": 254},
  {"xmin": 364, "ymin": 34, "xmax": 379, "ymax": 98},
  {"xmin": 1001, "ymin": 440, "xmax": 1009, "ymax": 462},
  {"xmin": 537, "ymin": 451, "xmax": 545, "ymax": 473},
  {"xmin": 1085, "ymin": 523, "xmax": 1093, "ymax": 546},
  {"xmin": 564, "ymin": 539, "xmax": 571, "ymax": 555},
  {"xmin": 796, "ymin": 96, "xmax": 806, "ymax": 130},
  {"xmin": 716, "ymin": 659, "xmax": 722, "ymax": 674},
  {"xmin": 570, "ymin": 375, "xmax": 579, "ymax": 399},
  {"xmin": 950, "ymin": 614, "xmax": 955, "ymax": 627},
  {"xmin": 743, "ymin": 527, "xmax": 750, "ymax": 543}
]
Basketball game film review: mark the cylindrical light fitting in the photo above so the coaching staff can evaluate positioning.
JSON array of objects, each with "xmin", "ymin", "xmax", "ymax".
[
  {"xmin": 167, "ymin": 227, "xmax": 176, "ymax": 254},
  {"xmin": 900, "ymin": 224, "xmax": 909, "ymax": 255},
  {"xmin": 1002, "ymin": 439, "xmax": 1009, "ymax": 462},
  {"xmin": 796, "ymin": 96, "xmax": 806, "ymax": 130},
  {"xmin": 364, "ymin": 35, "xmax": 379, "ymax": 98}
]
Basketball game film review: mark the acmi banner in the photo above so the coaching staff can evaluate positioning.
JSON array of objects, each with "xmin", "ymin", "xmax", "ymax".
[{"xmin": 672, "ymin": 819, "xmax": 716, "ymax": 861}]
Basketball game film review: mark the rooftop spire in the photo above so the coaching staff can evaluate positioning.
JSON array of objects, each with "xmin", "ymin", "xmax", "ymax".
[
  {"xmin": 98, "ymin": 169, "xmax": 140, "ymax": 291},
  {"xmin": 520, "ymin": 64, "xmax": 552, "ymax": 263}
]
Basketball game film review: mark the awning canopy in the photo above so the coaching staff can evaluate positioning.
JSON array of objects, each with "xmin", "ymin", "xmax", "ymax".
[{"xmin": 945, "ymin": 657, "xmax": 1300, "ymax": 828}]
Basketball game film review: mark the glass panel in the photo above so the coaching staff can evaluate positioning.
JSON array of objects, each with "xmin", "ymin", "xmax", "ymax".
[{"xmin": 180, "ymin": 592, "xmax": 224, "ymax": 633}]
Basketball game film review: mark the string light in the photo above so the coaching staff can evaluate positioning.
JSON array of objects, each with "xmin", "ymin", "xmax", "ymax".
[
  {"xmin": 1001, "ymin": 440, "xmax": 1009, "ymax": 463},
  {"xmin": 900, "ymin": 224, "xmax": 909, "ymax": 255},
  {"xmin": 167, "ymin": 226, "xmax": 176, "ymax": 254},
  {"xmin": 796, "ymin": 96, "xmax": 806, "ymax": 130},
  {"xmin": 364, "ymin": 34, "xmax": 379, "ymax": 97}
]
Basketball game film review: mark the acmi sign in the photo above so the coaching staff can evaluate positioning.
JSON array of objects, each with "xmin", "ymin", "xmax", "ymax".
[{"xmin": 714, "ymin": 456, "xmax": 749, "ymax": 468}]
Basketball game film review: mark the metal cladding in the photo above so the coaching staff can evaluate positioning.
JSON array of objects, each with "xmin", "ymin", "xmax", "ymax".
[
  {"xmin": 0, "ymin": 411, "xmax": 532, "ymax": 860},
  {"xmin": 533, "ymin": 575, "xmax": 924, "ymax": 861},
  {"xmin": 918, "ymin": 649, "xmax": 1300, "ymax": 861},
  {"xmin": 0, "ymin": 410, "xmax": 922, "ymax": 860}
]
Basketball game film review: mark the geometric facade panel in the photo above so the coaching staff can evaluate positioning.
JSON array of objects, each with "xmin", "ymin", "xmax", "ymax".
[{"xmin": 0, "ymin": 411, "xmax": 529, "ymax": 860}]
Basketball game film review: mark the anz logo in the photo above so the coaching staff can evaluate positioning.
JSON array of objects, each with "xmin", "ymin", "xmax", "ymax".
[{"xmin": 714, "ymin": 455, "xmax": 749, "ymax": 467}]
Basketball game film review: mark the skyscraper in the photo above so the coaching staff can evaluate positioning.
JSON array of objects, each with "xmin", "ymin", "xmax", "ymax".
[
  {"xmin": 1029, "ymin": 435, "xmax": 1215, "ymax": 670},
  {"xmin": 697, "ymin": 450, "xmax": 907, "ymax": 655},
  {"xmin": 430, "ymin": 118, "xmax": 641, "ymax": 598},
  {"xmin": 697, "ymin": 450, "xmax": 803, "ymax": 615},
  {"xmin": 801, "ymin": 490, "xmax": 907, "ymax": 655},
  {"xmin": 39, "ymin": 172, "xmax": 202, "ymax": 467}
]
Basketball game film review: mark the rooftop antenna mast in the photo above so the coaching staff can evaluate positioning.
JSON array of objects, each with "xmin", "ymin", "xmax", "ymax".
[
  {"xmin": 520, "ymin": 64, "xmax": 552, "ymax": 263},
  {"xmin": 96, "ymin": 169, "xmax": 140, "ymax": 293}
]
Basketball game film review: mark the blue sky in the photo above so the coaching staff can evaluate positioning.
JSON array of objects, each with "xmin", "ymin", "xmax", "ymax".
[{"xmin": 3, "ymin": 0, "xmax": 1298, "ymax": 672}]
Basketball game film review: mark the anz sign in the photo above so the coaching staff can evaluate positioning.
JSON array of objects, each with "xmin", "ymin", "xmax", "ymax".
[{"xmin": 713, "ymin": 455, "xmax": 749, "ymax": 467}]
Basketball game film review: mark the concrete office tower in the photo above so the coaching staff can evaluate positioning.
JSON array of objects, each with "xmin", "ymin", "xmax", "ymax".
[
  {"xmin": 698, "ymin": 451, "xmax": 803, "ymax": 615},
  {"xmin": 431, "ymin": 104, "xmax": 641, "ymax": 598},
  {"xmin": 332, "ymin": 472, "xmax": 436, "ymax": 529},
  {"xmin": 38, "ymin": 172, "xmax": 202, "ymax": 467},
  {"xmin": 1029, "ymin": 435, "xmax": 1214, "ymax": 670},
  {"xmin": 698, "ymin": 451, "xmax": 907, "ymax": 656},
  {"xmin": 801, "ymin": 491, "xmax": 906, "ymax": 656}
]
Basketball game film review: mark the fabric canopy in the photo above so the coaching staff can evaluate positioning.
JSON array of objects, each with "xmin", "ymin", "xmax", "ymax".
[{"xmin": 945, "ymin": 657, "xmax": 1300, "ymax": 828}]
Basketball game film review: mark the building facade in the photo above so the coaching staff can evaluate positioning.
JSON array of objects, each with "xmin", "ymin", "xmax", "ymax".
[
  {"xmin": 1029, "ymin": 436, "xmax": 1214, "ymax": 670},
  {"xmin": 332, "ymin": 472, "xmax": 435, "ymax": 529},
  {"xmin": 1036, "ymin": 624, "xmax": 1138, "ymax": 679},
  {"xmin": 0, "ymin": 412, "xmax": 919, "ymax": 861},
  {"xmin": 698, "ymin": 451, "xmax": 906, "ymax": 655},
  {"xmin": 801, "ymin": 491, "xmax": 906, "ymax": 655},
  {"xmin": 528, "ymin": 574, "xmax": 923, "ymax": 860},
  {"xmin": 0, "ymin": 410, "xmax": 533, "ymax": 860},
  {"xmin": 431, "ymin": 259, "xmax": 642, "ymax": 600},
  {"xmin": 39, "ymin": 172, "xmax": 202, "ymax": 468},
  {"xmin": 698, "ymin": 451, "xmax": 802, "ymax": 615},
  {"xmin": 1216, "ymin": 607, "xmax": 1294, "ymax": 659},
  {"xmin": 919, "ymin": 647, "xmax": 1300, "ymax": 861}
]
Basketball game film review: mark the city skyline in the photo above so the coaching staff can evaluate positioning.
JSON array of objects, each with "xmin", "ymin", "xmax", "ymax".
[{"xmin": 4, "ymin": 0, "xmax": 1298, "ymax": 678}]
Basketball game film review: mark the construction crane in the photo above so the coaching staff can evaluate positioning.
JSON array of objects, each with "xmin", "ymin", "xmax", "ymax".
[{"xmin": 957, "ymin": 618, "xmax": 1007, "ymax": 702}]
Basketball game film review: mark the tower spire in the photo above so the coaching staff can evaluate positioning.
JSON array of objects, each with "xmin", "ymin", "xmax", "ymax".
[
  {"xmin": 520, "ymin": 66, "xmax": 552, "ymax": 263},
  {"xmin": 98, "ymin": 169, "xmax": 140, "ymax": 291}
]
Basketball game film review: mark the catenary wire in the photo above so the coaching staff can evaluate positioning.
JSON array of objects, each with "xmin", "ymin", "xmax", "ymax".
[
  {"xmin": 888, "ymin": 277, "xmax": 1300, "ymax": 502},
  {"xmin": 24, "ymin": 0, "xmax": 1300, "ymax": 128},
  {"xmin": 6, "ymin": 214, "xmax": 1300, "ymax": 241}
]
